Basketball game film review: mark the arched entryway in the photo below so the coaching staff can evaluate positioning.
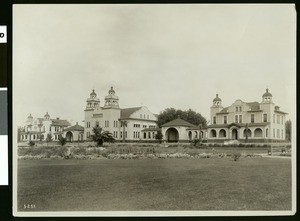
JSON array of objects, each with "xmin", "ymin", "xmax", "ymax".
[
  {"xmin": 254, "ymin": 128, "xmax": 263, "ymax": 137},
  {"xmin": 66, "ymin": 131, "xmax": 73, "ymax": 142},
  {"xmin": 210, "ymin": 129, "xmax": 217, "ymax": 138},
  {"xmin": 165, "ymin": 127, "xmax": 179, "ymax": 143},
  {"xmin": 232, "ymin": 129, "xmax": 238, "ymax": 140},
  {"xmin": 219, "ymin": 129, "xmax": 226, "ymax": 138},
  {"xmin": 188, "ymin": 131, "xmax": 192, "ymax": 140}
]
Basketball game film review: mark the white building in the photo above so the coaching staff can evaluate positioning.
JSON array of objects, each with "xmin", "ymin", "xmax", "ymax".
[
  {"xmin": 19, "ymin": 112, "xmax": 71, "ymax": 142},
  {"xmin": 207, "ymin": 89, "xmax": 288, "ymax": 143},
  {"xmin": 84, "ymin": 87, "xmax": 159, "ymax": 142}
]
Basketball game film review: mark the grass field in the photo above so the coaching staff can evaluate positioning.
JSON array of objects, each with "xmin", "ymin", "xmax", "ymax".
[{"xmin": 17, "ymin": 158, "xmax": 291, "ymax": 211}]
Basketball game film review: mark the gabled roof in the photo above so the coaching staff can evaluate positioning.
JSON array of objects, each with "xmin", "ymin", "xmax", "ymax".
[
  {"xmin": 246, "ymin": 102, "xmax": 261, "ymax": 111},
  {"xmin": 161, "ymin": 118, "xmax": 195, "ymax": 128},
  {"xmin": 217, "ymin": 107, "xmax": 229, "ymax": 114},
  {"xmin": 120, "ymin": 107, "xmax": 142, "ymax": 119},
  {"xmin": 51, "ymin": 119, "xmax": 71, "ymax": 127},
  {"xmin": 64, "ymin": 124, "xmax": 84, "ymax": 131}
]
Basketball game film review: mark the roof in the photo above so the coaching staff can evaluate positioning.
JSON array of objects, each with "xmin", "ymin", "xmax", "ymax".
[
  {"xmin": 263, "ymin": 88, "xmax": 272, "ymax": 97},
  {"xmin": 51, "ymin": 119, "xmax": 71, "ymax": 127},
  {"xmin": 120, "ymin": 107, "xmax": 142, "ymax": 119},
  {"xmin": 141, "ymin": 128, "xmax": 161, "ymax": 132},
  {"xmin": 64, "ymin": 124, "xmax": 84, "ymax": 131},
  {"xmin": 217, "ymin": 107, "xmax": 229, "ymax": 114},
  {"xmin": 213, "ymin": 94, "xmax": 221, "ymax": 102},
  {"xmin": 161, "ymin": 118, "xmax": 196, "ymax": 128},
  {"xmin": 274, "ymin": 110, "xmax": 288, "ymax": 115},
  {"xmin": 246, "ymin": 102, "xmax": 261, "ymax": 111}
]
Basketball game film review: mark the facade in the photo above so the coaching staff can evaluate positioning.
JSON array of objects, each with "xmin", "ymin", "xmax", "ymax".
[
  {"xmin": 207, "ymin": 89, "xmax": 287, "ymax": 143},
  {"xmin": 19, "ymin": 112, "xmax": 71, "ymax": 142},
  {"xmin": 161, "ymin": 117, "xmax": 207, "ymax": 143},
  {"xmin": 63, "ymin": 122, "xmax": 84, "ymax": 142},
  {"xmin": 84, "ymin": 87, "xmax": 158, "ymax": 142}
]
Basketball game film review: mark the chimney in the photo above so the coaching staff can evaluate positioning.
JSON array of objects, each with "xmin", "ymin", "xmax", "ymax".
[{"xmin": 56, "ymin": 117, "xmax": 59, "ymax": 120}]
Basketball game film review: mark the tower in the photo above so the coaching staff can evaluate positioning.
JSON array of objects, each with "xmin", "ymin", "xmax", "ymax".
[
  {"xmin": 86, "ymin": 89, "xmax": 100, "ymax": 110},
  {"xmin": 262, "ymin": 88, "xmax": 273, "ymax": 103},
  {"xmin": 104, "ymin": 86, "xmax": 119, "ymax": 108},
  {"xmin": 26, "ymin": 113, "xmax": 33, "ymax": 123},
  {"xmin": 210, "ymin": 94, "xmax": 223, "ymax": 124},
  {"xmin": 44, "ymin": 112, "xmax": 50, "ymax": 120}
]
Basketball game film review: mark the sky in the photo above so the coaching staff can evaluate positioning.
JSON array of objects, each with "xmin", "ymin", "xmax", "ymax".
[{"xmin": 13, "ymin": 4, "xmax": 296, "ymax": 126}]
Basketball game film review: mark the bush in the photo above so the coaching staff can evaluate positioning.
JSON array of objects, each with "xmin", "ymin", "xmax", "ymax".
[
  {"xmin": 233, "ymin": 152, "xmax": 241, "ymax": 161},
  {"xmin": 58, "ymin": 136, "xmax": 67, "ymax": 146},
  {"xmin": 29, "ymin": 141, "xmax": 35, "ymax": 147}
]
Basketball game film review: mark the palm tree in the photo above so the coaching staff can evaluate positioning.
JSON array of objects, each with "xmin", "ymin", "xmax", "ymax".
[{"xmin": 91, "ymin": 127, "xmax": 115, "ymax": 147}]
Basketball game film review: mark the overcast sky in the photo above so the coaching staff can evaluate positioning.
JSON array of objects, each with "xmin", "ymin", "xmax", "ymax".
[{"xmin": 13, "ymin": 4, "xmax": 296, "ymax": 126}]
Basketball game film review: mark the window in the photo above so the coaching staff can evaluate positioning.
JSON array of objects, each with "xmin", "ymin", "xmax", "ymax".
[
  {"xmin": 87, "ymin": 122, "xmax": 90, "ymax": 128},
  {"xmin": 115, "ymin": 131, "xmax": 118, "ymax": 138},
  {"xmin": 116, "ymin": 121, "xmax": 118, "ymax": 127},
  {"xmin": 239, "ymin": 115, "xmax": 242, "ymax": 123},
  {"xmin": 281, "ymin": 129, "xmax": 283, "ymax": 138},
  {"xmin": 263, "ymin": 114, "xmax": 267, "ymax": 123},
  {"xmin": 281, "ymin": 116, "xmax": 283, "ymax": 125},
  {"xmin": 224, "ymin": 116, "xmax": 227, "ymax": 124},
  {"xmin": 147, "ymin": 115, "xmax": 149, "ymax": 119},
  {"xmin": 120, "ymin": 132, "xmax": 123, "ymax": 138},
  {"xmin": 273, "ymin": 114, "xmax": 275, "ymax": 123},
  {"xmin": 143, "ymin": 125, "xmax": 147, "ymax": 128},
  {"xmin": 277, "ymin": 129, "xmax": 280, "ymax": 138},
  {"xmin": 235, "ymin": 115, "xmax": 238, "ymax": 123},
  {"xmin": 273, "ymin": 128, "xmax": 275, "ymax": 138},
  {"xmin": 236, "ymin": 107, "xmax": 239, "ymax": 112},
  {"xmin": 133, "ymin": 131, "xmax": 135, "ymax": 138},
  {"xmin": 239, "ymin": 106, "xmax": 242, "ymax": 111},
  {"xmin": 153, "ymin": 132, "xmax": 155, "ymax": 139},
  {"xmin": 87, "ymin": 132, "xmax": 90, "ymax": 138},
  {"xmin": 125, "ymin": 131, "xmax": 127, "ymax": 138},
  {"xmin": 277, "ymin": 115, "xmax": 280, "ymax": 124},
  {"xmin": 140, "ymin": 114, "xmax": 142, "ymax": 118},
  {"xmin": 95, "ymin": 121, "xmax": 99, "ymax": 127},
  {"xmin": 213, "ymin": 116, "xmax": 216, "ymax": 124},
  {"xmin": 266, "ymin": 128, "xmax": 268, "ymax": 138},
  {"xmin": 251, "ymin": 114, "xmax": 255, "ymax": 123},
  {"xmin": 144, "ymin": 114, "xmax": 146, "ymax": 119},
  {"xmin": 148, "ymin": 132, "xmax": 151, "ymax": 139}
]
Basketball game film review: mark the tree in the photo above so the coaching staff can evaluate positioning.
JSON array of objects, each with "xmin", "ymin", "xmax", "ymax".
[
  {"xmin": 46, "ymin": 133, "xmax": 53, "ymax": 146},
  {"xmin": 91, "ymin": 127, "xmax": 115, "ymax": 147},
  {"xmin": 155, "ymin": 130, "xmax": 163, "ymax": 143},
  {"xmin": 285, "ymin": 120, "xmax": 292, "ymax": 142},
  {"xmin": 58, "ymin": 135, "xmax": 67, "ymax": 146},
  {"xmin": 157, "ymin": 108, "xmax": 207, "ymax": 127}
]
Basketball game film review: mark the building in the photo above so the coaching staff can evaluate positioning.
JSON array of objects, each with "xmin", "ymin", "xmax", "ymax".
[
  {"xmin": 19, "ymin": 112, "xmax": 71, "ymax": 142},
  {"xmin": 161, "ymin": 117, "xmax": 207, "ymax": 143},
  {"xmin": 207, "ymin": 89, "xmax": 287, "ymax": 143},
  {"xmin": 63, "ymin": 122, "xmax": 84, "ymax": 142},
  {"xmin": 84, "ymin": 87, "xmax": 158, "ymax": 142}
]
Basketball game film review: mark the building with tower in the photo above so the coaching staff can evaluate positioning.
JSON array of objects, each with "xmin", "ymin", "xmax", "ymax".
[
  {"xmin": 84, "ymin": 87, "xmax": 158, "ymax": 141},
  {"xmin": 207, "ymin": 89, "xmax": 288, "ymax": 143},
  {"xmin": 19, "ymin": 112, "xmax": 71, "ymax": 142}
]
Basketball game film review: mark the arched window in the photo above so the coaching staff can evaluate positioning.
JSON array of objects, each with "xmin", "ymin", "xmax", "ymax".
[
  {"xmin": 243, "ymin": 129, "xmax": 252, "ymax": 138},
  {"xmin": 210, "ymin": 129, "xmax": 217, "ymax": 138},
  {"xmin": 254, "ymin": 128, "xmax": 263, "ymax": 137},
  {"xmin": 219, "ymin": 129, "xmax": 226, "ymax": 138}
]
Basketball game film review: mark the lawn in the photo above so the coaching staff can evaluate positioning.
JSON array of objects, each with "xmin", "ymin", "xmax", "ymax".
[{"xmin": 17, "ymin": 157, "xmax": 291, "ymax": 211}]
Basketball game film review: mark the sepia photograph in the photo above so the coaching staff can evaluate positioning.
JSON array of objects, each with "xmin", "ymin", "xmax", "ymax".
[{"xmin": 13, "ymin": 4, "xmax": 296, "ymax": 216}]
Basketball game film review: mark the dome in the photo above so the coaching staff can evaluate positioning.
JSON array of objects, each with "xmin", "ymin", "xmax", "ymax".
[
  {"xmin": 90, "ymin": 89, "xmax": 97, "ymax": 97},
  {"xmin": 108, "ymin": 86, "xmax": 115, "ymax": 94},
  {"xmin": 263, "ymin": 88, "xmax": 272, "ymax": 97},
  {"xmin": 213, "ymin": 94, "xmax": 222, "ymax": 102}
]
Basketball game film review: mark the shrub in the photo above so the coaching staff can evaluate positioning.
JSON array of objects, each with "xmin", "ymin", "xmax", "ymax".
[
  {"xmin": 29, "ymin": 141, "xmax": 35, "ymax": 147},
  {"xmin": 233, "ymin": 152, "xmax": 241, "ymax": 161},
  {"xmin": 58, "ymin": 136, "xmax": 67, "ymax": 146}
]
